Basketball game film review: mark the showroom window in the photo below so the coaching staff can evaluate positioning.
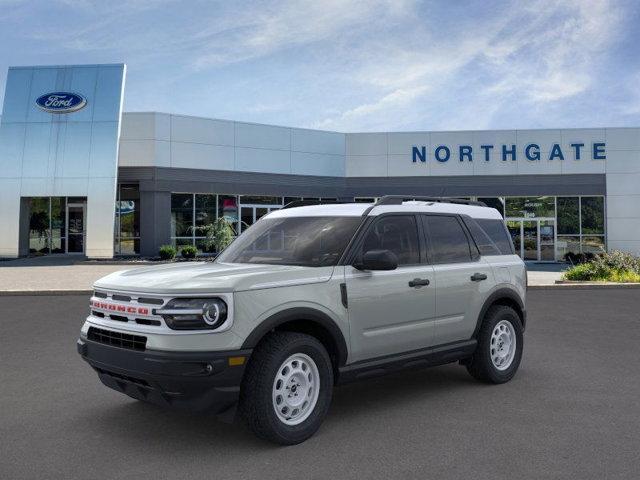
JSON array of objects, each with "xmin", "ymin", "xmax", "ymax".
[
  {"xmin": 27, "ymin": 196, "xmax": 86, "ymax": 255},
  {"xmin": 171, "ymin": 193, "xmax": 218, "ymax": 252},
  {"xmin": 114, "ymin": 184, "xmax": 140, "ymax": 255},
  {"xmin": 556, "ymin": 196, "xmax": 605, "ymax": 257},
  {"xmin": 505, "ymin": 196, "xmax": 555, "ymax": 218}
]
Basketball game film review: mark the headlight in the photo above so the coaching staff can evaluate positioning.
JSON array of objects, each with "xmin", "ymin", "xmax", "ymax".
[{"xmin": 157, "ymin": 298, "xmax": 228, "ymax": 330}]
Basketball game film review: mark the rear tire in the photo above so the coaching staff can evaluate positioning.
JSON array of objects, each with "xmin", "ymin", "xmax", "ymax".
[
  {"xmin": 239, "ymin": 331, "xmax": 333, "ymax": 445},
  {"xmin": 466, "ymin": 305, "xmax": 523, "ymax": 384}
]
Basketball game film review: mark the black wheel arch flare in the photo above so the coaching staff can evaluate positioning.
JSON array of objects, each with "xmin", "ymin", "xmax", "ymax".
[
  {"xmin": 473, "ymin": 288, "xmax": 526, "ymax": 338},
  {"xmin": 241, "ymin": 307, "xmax": 349, "ymax": 368}
]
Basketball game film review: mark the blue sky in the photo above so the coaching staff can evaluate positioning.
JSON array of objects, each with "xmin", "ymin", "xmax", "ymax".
[{"xmin": 1, "ymin": 0, "xmax": 639, "ymax": 132}]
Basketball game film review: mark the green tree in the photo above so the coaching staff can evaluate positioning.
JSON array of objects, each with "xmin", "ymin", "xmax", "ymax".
[{"xmin": 193, "ymin": 217, "xmax": 235, "ymax": 254}]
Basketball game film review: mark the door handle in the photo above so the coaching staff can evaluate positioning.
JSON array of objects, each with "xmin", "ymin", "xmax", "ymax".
[
  {"xmin": 409, "ymin": 278, "xmax": 430, "ymax": 287},
  {"xmin": 470, "ymin": 273, "xmax": 488, "ymax": 282}
]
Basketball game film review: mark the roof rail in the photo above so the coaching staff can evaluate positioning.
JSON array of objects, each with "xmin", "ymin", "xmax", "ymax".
[
  {"xmin": 374, "ymin": 195, "xmax": 486, "ymax": 207},
  {"xmin": 360, "ymin": 195, "xmax": 486, "ymax": 216},
  {"xmin": 282, "ymin": 199, "xmax": 348, "ymax": 209}
]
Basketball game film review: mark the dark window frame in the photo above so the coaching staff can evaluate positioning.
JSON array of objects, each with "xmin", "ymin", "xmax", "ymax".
[
  {"xmin": 347, "ymin": 213, "xmax": 424, "ymax": 267},
  {"xmin": 421, "ymin": 214, "xmax": 479, "ymax": 265}
]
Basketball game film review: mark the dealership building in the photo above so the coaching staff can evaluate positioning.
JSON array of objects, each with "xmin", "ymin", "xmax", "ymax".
[{"xmin": 1, "ymin": 63, "xmax": 639, "ymax": 261}]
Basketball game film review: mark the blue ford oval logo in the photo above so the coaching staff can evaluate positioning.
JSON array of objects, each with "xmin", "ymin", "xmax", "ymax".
[{"xmin": 35, "ymin": 92, "xmax": 87, "ymax": 114}]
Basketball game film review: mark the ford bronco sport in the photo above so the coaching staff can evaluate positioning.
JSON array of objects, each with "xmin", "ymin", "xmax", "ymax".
[{"xmin": 78, "ymin": 196, "xmax": 526, "ymax": 444}]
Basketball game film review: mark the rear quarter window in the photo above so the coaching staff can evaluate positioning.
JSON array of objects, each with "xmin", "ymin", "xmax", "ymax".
[{"xmin": 475, "ymin": 218, "xmax": 515, "ymax": 255}]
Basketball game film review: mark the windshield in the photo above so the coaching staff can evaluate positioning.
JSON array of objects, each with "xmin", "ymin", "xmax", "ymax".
[{"xmin": 216, "ymin": 216, "xmax": 362, "ymax": 267}]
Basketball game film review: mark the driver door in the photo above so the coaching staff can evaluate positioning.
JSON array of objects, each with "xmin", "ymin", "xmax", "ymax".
[{"xmin": 344, "ymin": 214, "xmax": 436, "ymax": 363}]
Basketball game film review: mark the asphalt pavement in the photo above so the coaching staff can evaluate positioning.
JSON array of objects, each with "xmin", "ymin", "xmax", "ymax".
[{"xmin": 1, "ymin": 289, "xmax": 639, "ymax": 480}]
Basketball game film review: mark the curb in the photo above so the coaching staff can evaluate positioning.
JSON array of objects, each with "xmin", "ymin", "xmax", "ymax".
[
  {"xmin": 529, "ymin": 283, "xmax": 640, "ymax": 290},
  {"xmin": 0, "ymin": 289, "xmax": 93, "ymax": 296}
]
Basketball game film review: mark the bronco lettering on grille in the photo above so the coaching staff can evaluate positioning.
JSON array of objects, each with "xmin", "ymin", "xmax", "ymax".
[{"xmin": 90, "ymin": 300, "xmax": 149, "ymax": 315}]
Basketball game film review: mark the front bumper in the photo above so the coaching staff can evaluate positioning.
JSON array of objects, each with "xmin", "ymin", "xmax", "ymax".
[{"xmin": 77, "ymin": 338, "xmax": 251, "ymax": 414}]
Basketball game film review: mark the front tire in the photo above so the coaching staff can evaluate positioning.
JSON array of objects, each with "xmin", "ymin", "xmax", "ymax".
[
  {"xmin": 239, "ymin": 331, "xmax": 333, "ymax": 445},
  {"xmin": 466, "ymin": 305, "xmax": 523, "ymax": 384}
]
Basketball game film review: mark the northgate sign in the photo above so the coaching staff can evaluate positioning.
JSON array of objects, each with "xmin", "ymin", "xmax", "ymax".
[{"xmin": 411, "ymin": 142, "xmax": 606, "ymax": 163}]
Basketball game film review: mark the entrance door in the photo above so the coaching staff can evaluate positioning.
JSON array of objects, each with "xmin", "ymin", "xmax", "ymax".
[
  {"xmin": 539, "ymin": 220, "xmax": 556, "ymax": 261},
  {"xmin": 239, "ymin": 204, "xmax": 282, "ymax": 233},
  {"xmin": 66, "ymin": 203, "xmax": 86, "ymax": 254},
  {"xmin": 506, "ymin": 219, "xmax": 556, "ymax": 261},
  {"xmin": 522, "ymin": 221, "xmax": 538, "ymax": 260}
]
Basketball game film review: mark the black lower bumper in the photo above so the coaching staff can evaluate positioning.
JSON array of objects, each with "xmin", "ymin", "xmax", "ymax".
[{"xmin": 77, "ymin": 338, "xmax": 251, "ymax": 414}]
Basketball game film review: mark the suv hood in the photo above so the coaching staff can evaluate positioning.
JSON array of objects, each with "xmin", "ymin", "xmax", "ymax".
[{"xmin": 93, "ymin": 262, "xmax": 335, "ymax": 294}]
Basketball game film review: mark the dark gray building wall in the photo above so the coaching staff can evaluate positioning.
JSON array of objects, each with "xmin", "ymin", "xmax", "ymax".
[
  {"xmin": 18, "ymin": 198, "xmax": 30, "ymax": 256},
  {"xmin": 118, "ymin": 166, "xmax": 607, "ymax": 254},
  {"xmin": 138, "ymin": 190, "xmax": 171, "ymax": 256},
  {"xmin": 120, "ymin": 167, "xmax": 606, "ymax": 198}
]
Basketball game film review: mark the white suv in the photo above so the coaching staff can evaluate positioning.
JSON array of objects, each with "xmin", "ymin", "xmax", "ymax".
[{"xmin": 78, "ymin": 196, "xmax": 527, "ymax": 444}]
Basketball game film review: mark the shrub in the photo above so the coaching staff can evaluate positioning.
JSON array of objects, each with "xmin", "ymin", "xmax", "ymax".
[
  {"xmin": 563, "ymin": 250, "xmax": 640, "ymax": 282},
  {"xmin": 180, "ymin": 245, "xmax": 198, "ymax": 259},
  {"xmin": 563, "ymin": 252, "xmax": 595, "ymax": 265},
  {"xmin": 593, "ymin": 250, "xmax": 640, "ymax": 273},
  {"xmin": 158, "ymin": 245, "xmax": 177, "ymax": 260},
  {"xmin": 563, "ymin": 263, "xmax": 598, "ymax": 281}
]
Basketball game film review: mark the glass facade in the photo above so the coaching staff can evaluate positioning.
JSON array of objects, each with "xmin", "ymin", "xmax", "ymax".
[
  {"xmin": 114, "ymin": 184, "xmax": 140, "ymax": 255},
  {"xmin": 170, "ymin": 194, "xmax": 342, "ymax": 253},
  {"xmin": 27, "ymin": 196, "xmax": 87, "ymax": 255},
  {"xmin": 109, "ymin": 192, "xmax": 608, "ymax": 261},
  {"xmin": 505, "ymin": 196, "xmax": 555, "ymax": 218},
  {"xmin": 488, "ymin": 195, "xmax": 605, "ymax": 260}
]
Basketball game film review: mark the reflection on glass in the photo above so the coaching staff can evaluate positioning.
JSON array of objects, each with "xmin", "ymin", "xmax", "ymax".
[
  {"xmin": 557, "ymin": 197, "xmax": 579, "ymax": 234},
  {"xmin": 241, "ymin": 207, "xmax": 253, "ymax": 232},
  {"xmin": 540, "ymin": 220, "xmax": 555, "ymax": 261},
  {"xmin": 240, "ymin": 195, "xmax": 282, "ymax": 205},
  {"xmin": 51, "ymin": 197, "xmax": 65, "ymax": 239},
  {"xmin": 506, "ymin": 196, "xmax": 555, "ymax": 218},
  {"xmin": 557, "ymin": 236, "xmax": 581, "ymax": 259},
  {"xmin": 218, "ymin": 195, "xmax": 239, "ymax": 234},
  {"xmin": 29, "ymin": 197, "xmax": 50, "ymax": 254},
  {"xmin": 67, "ymin": 205, "xmax": 85, "ymax": 253},
  {"xmin": 195, "ymin": 194, "xmax": 216, "ymax": 227},
  {"xmin": 582, "ymin": 236, "xmax": 605, "ymax": 254},
  {"xmin": 506, "ymin": 221, "xmax": 522, "ymax": 257},
  {"xmin": 171, "ymin": 193, "xmax": 193, "ymax": 237},
  {"xmin": 256, "ymin": 207, "xmax": 268, "ymax": 221},
  {"xmin": 119, "ymin": 185, "xmax": 140, "ymax": 238},
  {"xmin": 51, "ymin": 235, "xmax": 65, "ymax": 254},
  {"xmin": 523, "ymin": 221, "xmax": 538, "ymax": 260},
  {"xmin": 581, "ymin": 197, "xmax": 605, "ymax": 234},
  {"xmin": 173, "ymin": 238, "xmax": 193, "ymax": 249}
]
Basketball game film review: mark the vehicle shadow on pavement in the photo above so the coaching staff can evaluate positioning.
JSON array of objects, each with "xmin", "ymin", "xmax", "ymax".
[{"xmin": 81, "ymin": 363, "xmax": 486, "ymax": 449}]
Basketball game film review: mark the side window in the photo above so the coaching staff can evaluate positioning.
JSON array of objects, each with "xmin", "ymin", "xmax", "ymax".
[
  {"xmin": 462, "ymin": 217, "xmax": 500, "ymax": 256},
  {"xmin": 476, "ymin": 218, "xmax": 514, "ymax": 255},
  {"xmin": 423, "ymin": 215, "xmax": 472, "ymax": 264},
  {"xmin": 361, "ymin": 215, "xmax": 420, "ymax": 265}
]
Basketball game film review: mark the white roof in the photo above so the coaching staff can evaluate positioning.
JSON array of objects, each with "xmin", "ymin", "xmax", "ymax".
[{"xmin": 267, "ymin": 201, "xmax": 503, "ymax": 220}]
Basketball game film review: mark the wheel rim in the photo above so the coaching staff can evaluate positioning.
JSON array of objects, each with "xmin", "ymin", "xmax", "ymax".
[
  {"xmin": 490, "ymin": 320, "xmax": 517, "ymax": 371},
  {"xmin": 272, "ymin": 353, "xmax": 320, "ymax": 426}
]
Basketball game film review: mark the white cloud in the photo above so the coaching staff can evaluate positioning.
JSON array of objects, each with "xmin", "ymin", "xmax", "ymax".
[
  {"xmin": 314, "ymin": 0, "xmax": 625, "ymax": 130},
  {"xmin": 1, "ymin": 0, "xmax": 630, "ymax": 130}
]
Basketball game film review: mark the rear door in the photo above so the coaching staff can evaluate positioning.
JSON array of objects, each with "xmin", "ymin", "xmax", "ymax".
[
  {"xmin": 422, "ymin": 215, "xmax": 493, "ymax": 345},
  {"xmin": 345, "ymin": 214, "xmax": 436, "ymax": 363}
]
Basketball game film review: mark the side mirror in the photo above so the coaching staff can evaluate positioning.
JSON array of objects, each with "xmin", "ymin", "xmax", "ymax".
[{"xmin": 355, "ymin": 249, "xmax": 398, "ymax": 271}]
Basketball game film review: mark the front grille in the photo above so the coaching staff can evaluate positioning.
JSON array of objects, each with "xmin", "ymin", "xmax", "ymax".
[{"xmin": 88, "ymin": 327, "xmax": 147, "ymax": 351}]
